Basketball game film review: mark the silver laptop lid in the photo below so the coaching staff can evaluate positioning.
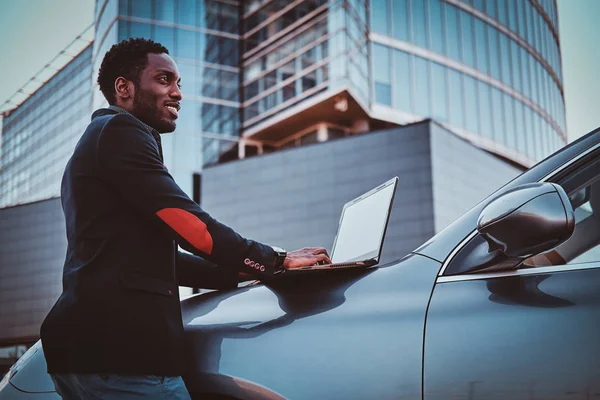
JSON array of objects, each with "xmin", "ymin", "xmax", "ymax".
[{"xmin": 330, "ymin": 177, "xmax": 399, "ymax": 264}]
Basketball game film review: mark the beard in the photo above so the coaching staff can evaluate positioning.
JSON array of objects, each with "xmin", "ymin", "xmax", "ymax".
[{"xmin": 131, "ymin": 88, "xmax": 176, "ymax": 134}]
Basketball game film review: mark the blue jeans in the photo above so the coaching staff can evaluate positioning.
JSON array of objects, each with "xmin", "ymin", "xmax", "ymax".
[{"xmin": 50, "ymin": 373, "xmax": 191, "ymax": 399}]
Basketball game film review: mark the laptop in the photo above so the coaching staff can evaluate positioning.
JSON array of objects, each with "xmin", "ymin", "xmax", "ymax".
[{"xmin": 290, "ymin": 176, "xmax": 399, "ymax": 272}]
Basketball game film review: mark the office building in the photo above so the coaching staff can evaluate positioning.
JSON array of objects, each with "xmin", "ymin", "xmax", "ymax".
[
  {"xmin": 0, "ymin": 0, "xmax": 563, "ymax": 361},
  {"xmin": 0, "ymin": 45, "xmax": 93, "ymax": 208}
]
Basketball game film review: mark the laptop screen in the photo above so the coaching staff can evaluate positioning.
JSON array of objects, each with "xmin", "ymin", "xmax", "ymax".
[{"xmin": 331, "ymin": 179, "xmax": 397, "ymax": 263}]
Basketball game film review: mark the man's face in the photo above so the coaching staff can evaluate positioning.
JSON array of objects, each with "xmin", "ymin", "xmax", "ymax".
[{"xmin": 131, "ymin": 53, "xmax": 182, "ymax": 133}]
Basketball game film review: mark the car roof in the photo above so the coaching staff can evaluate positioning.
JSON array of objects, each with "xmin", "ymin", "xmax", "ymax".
[{"xmin": 413, "ymin": 127, "xmax": 600, "ymax": 264}]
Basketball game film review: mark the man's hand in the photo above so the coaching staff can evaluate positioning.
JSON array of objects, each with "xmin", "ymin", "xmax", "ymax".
[{"xmin": 282, "ymin": 247, "xmax": 332, "ymax": 270}]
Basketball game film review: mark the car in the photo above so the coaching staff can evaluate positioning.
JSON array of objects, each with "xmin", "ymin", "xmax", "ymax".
[{"xmin": 3, "ymin": 127, "xmax": 600, "ymax": 399}]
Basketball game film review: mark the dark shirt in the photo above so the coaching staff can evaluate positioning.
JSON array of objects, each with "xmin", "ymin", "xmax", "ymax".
[{"xmin": 40, "ymin": 107, "xmax": 278, "ymax": 376}]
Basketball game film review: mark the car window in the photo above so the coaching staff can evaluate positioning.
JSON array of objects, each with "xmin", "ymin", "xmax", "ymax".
[{"xmin": 523, "ymin": 155, "xmax": 600, "ymax": 267}]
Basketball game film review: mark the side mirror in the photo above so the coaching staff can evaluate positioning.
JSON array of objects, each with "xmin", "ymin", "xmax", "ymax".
[{"xmin": 477, "ymin": 182, "xmax": 575, "ymax": 258}]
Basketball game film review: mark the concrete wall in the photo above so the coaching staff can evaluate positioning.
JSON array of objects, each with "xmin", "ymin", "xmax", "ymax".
[
  {"xmin": 0, "ymin": 199, "xmax": 65, "ymax": 344},
  {"xmin": 202, "ymin": 122, "xmax": 437, "ymax": 265},
  {"xmin": 429, "ymin": 123, "xmax": 522, "ymax": 232}
]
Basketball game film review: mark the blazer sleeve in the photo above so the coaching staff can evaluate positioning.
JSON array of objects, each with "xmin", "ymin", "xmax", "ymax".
[
  {"xmin": 96, "ymin": 113, "xmax": 278, "ymax": 276},
  {"xmin": 176, "ymin": 251, "xmax": 238, "ymax": 290}
]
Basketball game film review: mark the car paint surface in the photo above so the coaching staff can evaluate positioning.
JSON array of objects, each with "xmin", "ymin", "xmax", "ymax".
[
  {"xmin": 424, "ymin": 267, "xmax": 600, "ymax": 399},
  {"xmin": 3, "ymin": 128, "xmax": 600, "ymax": 399},
  {"xmin": 181, "ymin": 254, "xmax": 441, "ymax": 399}
]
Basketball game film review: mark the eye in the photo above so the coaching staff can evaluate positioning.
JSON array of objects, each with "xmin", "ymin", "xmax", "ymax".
[{"xmin": 157, "ymin": 76, "xmax": 168, "ymax": 84}]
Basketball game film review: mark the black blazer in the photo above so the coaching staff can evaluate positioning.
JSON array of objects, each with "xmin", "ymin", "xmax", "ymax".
[{"xmin": 40, "ymin": 108, "xmax": 278, "ymax": 376}]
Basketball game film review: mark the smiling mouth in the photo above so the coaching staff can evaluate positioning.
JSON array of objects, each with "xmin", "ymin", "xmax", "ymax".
[{"xmin": 166, "ymin": 105, "xmax": 179, "ymax": 118}]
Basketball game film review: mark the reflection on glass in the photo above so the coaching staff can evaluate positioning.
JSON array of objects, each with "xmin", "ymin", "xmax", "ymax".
[
  {"xmin": 515, "ymin": 101, "xmax": 526, "ymax": 155},
  {"xmin": 445, "ymin": 4, "xmax": 460, "ymax": 61},
  {"xmin": 474, "ymin": 19, "xmax": 488, "ymax": 74},
  {"xmin": 491, "ymin": 87, "xmax": 504, "ymax": 145},
  {"xmin": 394, "ymin": 50, "xmax": 412, "ymax": 111},
  {"xmin": 503, "ymin": 93, "xmax": 516, "ymax": 149},
  {"xmin": 118, "ymin": 21, "xmax": 128, "ymax": 39},
  {"xmin": 371, "ymin": 0, "xmax": 389, "ymax": 35},
  {"xmin": 119, "ymin": 0, "xmax": 129, "ymax": 16},
  {"xmin": 447, "ymin": 69, "xmax": 463, "ymax": 128},
  {"xmin": 507, "ymin": 0, "xmax": 517, "ymax": 31},
  {"xmin": 176, "ymin": 29, "xmax": 196, "ymax": 59},
  {"xmin": 499, "ymin": 33, "xmax": 511, "ymax": 87},
  {"xmin": 177, "ymin": 0, "xmax": 196, "ymax": 25},
  {"xmin": 373, "ymin": 44, "xmax": 391, "ymax": 105},
  {"xmin": 429, "ymin": 0, "xmax": 444, "ymax": 54},
  {"xmin": 533, "ymin": 112, "xmax": 542, "ymax": 161},
  {"xmin": 487, "ymin": 25, "xmax": 500, "ymax": 81},
  {"xmin": 520, "ymin": 48, "xmax": 530, "ymax": 99},
  {"xmin": 131, "ymin": 0, "xmax": 151, "ymax": 19},
  {"xmin": 460, "ymin": 11, "xmax": 475, "ymax": 67},
  {"xmin": 154, "ymin": 26, "xmax": 174, "ymax": 52},
  {"xmin": 478, "ymin": 82, "xmax": 492, "ymax": 139},
  {"xmin": 485, "ymin": 0, "xmax": 496, "ymax": 18},
  {"xmin": 155, "ymin": 0, "xmax": 175, "ymax": 23},
  {"xmin": 463, "ymin": 76, "xmax": 478, "ymax": 132},
  {"xmin": 510, "ymin": 41, "xmax": 521, "ymax": 93},
  {"xmin": 516, "ymin": 0, "xmax": 526, "ymax": 37},
  {"xmin": 497, "ymin": 0, "xmax": 508, "ymax": 26},
  {"xmin": 129, "ymin": 21, "xmax": 151, "ymax": 39},
  {"xmin": 411, "ymin": 0, "xmax": 427, "ymax": 48},
  {"xmin": 524, "ymin": 105, "xmax": 534, "ymax": 159},
  {"xmin": 431, "ymin": 62, "xmax": 447, "ymax": 122},
  {"xmin": 414, "ymin": 57, "xmax": 430, "ymax": 116},
  {"xmin": 392, "ymin": 0, "xmax": 409, "ymax": 41}
]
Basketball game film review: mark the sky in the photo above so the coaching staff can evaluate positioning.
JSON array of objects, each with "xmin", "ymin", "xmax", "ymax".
[{"xmin": 0, "ymin": 0, "xmax": 598, "ymax": 142}]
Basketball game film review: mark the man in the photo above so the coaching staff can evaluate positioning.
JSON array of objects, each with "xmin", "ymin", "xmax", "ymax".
[{"xmin": 40, "ymin": 38, "xmax": 331, "ymax": 399}]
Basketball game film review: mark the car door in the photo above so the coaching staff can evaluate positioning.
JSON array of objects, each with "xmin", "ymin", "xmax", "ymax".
[{"xmin": 423, "ymin": 147, "xmax": 600, "ymax": 399}]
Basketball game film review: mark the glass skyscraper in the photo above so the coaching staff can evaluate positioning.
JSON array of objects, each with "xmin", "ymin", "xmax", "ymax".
[
  {"xmin": 0, "ymin": 0, "xmax": 565, "ymax": 207},
  {"xmin": 0, "ymin": 0, "xmax": 566, "ymax": 354},
  {"xmin": 369, "ymin": 0, "xmax": 565, "ymax": 166},
  {"xmin": 238, "ymin": 0, "xmax": 565, "ymax": 167},
  {"xmin": 0, "ymin": 45, "xmax": 93, "ymax": 208},
  {"xmin": 92, "ymin": 0, "xmax": 569, "ymax": 191},
  {"xmin": 93, "ymin": 0, "xmax": 242, "ymax": 195}
]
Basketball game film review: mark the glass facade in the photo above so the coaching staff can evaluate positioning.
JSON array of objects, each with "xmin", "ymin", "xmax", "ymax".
[
  {"xmin": 0, "ymin": 46, "xmax": 93, "ymax": 208},
  {"xmin": 0, "ymin": 0, "xmax": 567, "ymax": 209},
  {"xmin": 241, "ymin": 0, "xmax": 369, "ymax": 132},
  {"xmin": 370, "ymin": 0, "xmax": 565, "ymax": 163},
  {"xmin": 93, "ymin": 0, "xmax": 241, "ymax": 194}
]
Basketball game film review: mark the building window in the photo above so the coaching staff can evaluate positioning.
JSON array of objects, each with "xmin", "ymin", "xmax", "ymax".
[
  {"xmin": 503, "ymin": 93, "xmax": 516, "ymax": 149},
  {"xmin": 463, "ymin": 75, "xmax": 479, "ymax": 133},
  {"xmin": 478, "ymin": 82, "xmax": 493, "ymax": 140},
  {"xmin": 428, "ymin": 0, "xmax": 445, "ymax": 54},
  {"xmin": 444, "ymin": 4, "xmax": 461, "ymax": 62},
  {"xmin": 474, "ymin": 18, "xmax": 488, "ymax": 74},
  {"xmin": 391, "ymin": 0, "xmax": 409, "ymax": 41},
  {"xmin": 411, "ymin": 0, "xmax": 427, "ymax": 48},
  {"xmin": 460, "ymin": 11, "xmax": 475, "ymax": 67},
  {"xmin": 373, "ymin": 44, "xmax": 391, "ymax": 106},
  {"xmin": 130, "ymin": 0, "xmax": 152, "ymax": 19},
  {"xmin": 431, "ymin": 62, "xmax": 448, "ymax": 122},
  {"xmin": 491, "ymin": 87, "xmax": 505, "ymax": 146},
  {"xmin": 447, "ymin": 68, "xmax": 464, "ymax": 128},
  {"xmin": 393, "ymin": 50, "xmax": 412, "ymax": 111},
  {"xmin": 414, "ymin": 56, "xmax": 430, "ymax": 116},
  {"xmin": 371, "ymin": 0, "xmax": 389, "ymax": 35}
]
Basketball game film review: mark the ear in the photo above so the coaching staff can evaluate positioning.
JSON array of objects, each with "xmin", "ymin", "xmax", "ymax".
[{"xmin": 114, "ymin": 77, "xmax": 134, "ymax": 102}]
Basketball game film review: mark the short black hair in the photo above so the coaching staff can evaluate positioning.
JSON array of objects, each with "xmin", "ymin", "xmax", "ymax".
[{"xmin": 97, "ymin": 38, "xmax": 169, "ymax": 104}]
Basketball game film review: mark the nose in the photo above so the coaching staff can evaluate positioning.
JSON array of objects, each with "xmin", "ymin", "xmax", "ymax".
[{"xmin": 170, "ymin": 84, "xmax": 182, "ymax": 101}]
